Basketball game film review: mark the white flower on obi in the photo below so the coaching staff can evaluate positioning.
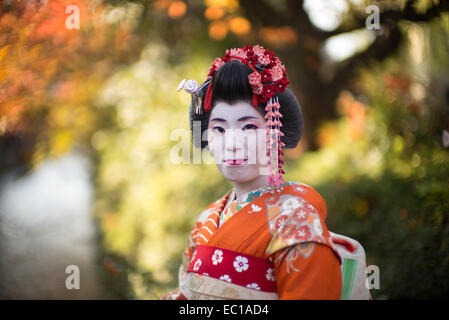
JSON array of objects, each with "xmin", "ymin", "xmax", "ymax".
[
  {"xmin": 265, "ymin": 268, "xmax": 276, "ymax": 281},
  {"xmin": 233, "ymin": 256, "xmax": 249, "ymax": 272},
  {"xmin": 219, "ymin": 274, "xmax": 232, "ymax": 282},
  {"xmin": 212, "ymin": 249, "xmax": 224, "ymax": 265},
  {"xmin": 294, "ymin": 186, "xmax": 305, "ymax": 193},
  {"xmin": 313, "ymin": 218, "xmax": 323, "ymax": 236},
  {"xmin": 246, "ymin": 283, "xmax": 261, "ymax": 291},
  {"xmin": 193, "ymin": 259, "xmax": 202, "ymax": 271}
]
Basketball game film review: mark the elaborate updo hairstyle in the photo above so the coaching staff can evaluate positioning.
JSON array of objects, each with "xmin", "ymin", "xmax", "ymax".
[{"xmin": 189, "ymin": 59, "xmax": 303, "ymax": 149}]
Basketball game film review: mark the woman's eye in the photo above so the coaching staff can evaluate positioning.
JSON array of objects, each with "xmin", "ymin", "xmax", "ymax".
[
  {"xmin": 243, "ymin": 124, "xmax": 258, "ymax": 130},
  {"xmin": 212, "ymin": 127, "xmax": 225, "ymax": 133}
]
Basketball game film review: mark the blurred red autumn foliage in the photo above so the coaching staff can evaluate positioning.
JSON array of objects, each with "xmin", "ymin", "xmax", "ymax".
[{"xmin": 0, "ymin": 0, "xmax": 142, "ymax": 166}]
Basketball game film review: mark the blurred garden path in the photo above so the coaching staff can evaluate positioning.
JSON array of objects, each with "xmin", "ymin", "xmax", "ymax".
[{"xmin": 0, "ymin": 151, "xmax": 105, "ymax": 299}]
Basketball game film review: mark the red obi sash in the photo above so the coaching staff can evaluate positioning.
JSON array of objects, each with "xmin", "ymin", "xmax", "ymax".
[{"xmin": 187, "ymin": 244, "xmax": 277, "ymax": 293}]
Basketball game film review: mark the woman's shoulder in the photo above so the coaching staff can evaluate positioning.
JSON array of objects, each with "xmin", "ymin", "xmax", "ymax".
[
  {"xmin": 195, "ymin": 189, "xmax": 232, "ymax": 224},
  {"xmin": 267, "ymin": 181, "xmax": 327, "ymax": 219},
  {"xmin": 284, "ymin": 181, "xmax": 325, "ymax": 199},
  {"xmin": 264, "ymin": 181, "xmax": 336, "ymax": 257},
  {"xmin": 185, "ymin": 189, "xmax": 232, "ymax": 256}
]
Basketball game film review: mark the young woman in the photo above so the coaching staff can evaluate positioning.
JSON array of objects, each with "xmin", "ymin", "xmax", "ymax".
[{"xmin": 164, "ymin": 45, "xmax": 343, "ymax": 300}]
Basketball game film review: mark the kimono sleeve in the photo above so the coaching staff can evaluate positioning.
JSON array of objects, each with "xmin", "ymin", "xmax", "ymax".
[{"xmin": 271, "ymin": 242, "xmax": 342, "ymax": 300}]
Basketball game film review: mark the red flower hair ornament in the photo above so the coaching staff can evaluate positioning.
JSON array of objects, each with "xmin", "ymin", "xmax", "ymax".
[{"xmin": 178, "ymin": 45, "xmax": 290, "ymax": 193}]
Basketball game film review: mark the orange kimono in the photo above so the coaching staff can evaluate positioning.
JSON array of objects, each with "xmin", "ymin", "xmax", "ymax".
[{"xmin": 165, "ymin": 181, "xmax": 342, "ymax": 300}]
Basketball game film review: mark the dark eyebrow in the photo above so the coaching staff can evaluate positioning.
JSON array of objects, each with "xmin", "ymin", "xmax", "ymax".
[{"xmin": 210, "ymin": 116, "xmax": 258, "ymax": 122}]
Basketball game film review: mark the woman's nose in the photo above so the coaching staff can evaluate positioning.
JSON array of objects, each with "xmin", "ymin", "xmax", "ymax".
[{"xmin": 224, "ymin": 129, "xmax": 244, "ymax": 152}]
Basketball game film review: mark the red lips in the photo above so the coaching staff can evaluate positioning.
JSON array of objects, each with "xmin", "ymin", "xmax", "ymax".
[{"xmin": 224, "ymin": 159, "xmax": 247, "ymax": 165}]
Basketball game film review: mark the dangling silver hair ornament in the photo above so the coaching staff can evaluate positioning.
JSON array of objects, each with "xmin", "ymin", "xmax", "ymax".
[{"xmin": 177, "ymin": 78, "xmax": 212, "ymax": 115}]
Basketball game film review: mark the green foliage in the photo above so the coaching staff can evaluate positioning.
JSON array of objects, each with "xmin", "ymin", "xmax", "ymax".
[
  {"xmin": 95, "ymin": 16, "xmax": 449, "ymax": 299},
  {"xmin": 93, "ymin": 41, "xmax": 233, "ymax": 298},
  {"xmin": 3, "ymin": 0, "xmax": 448, "ymax": 301},
  {"xmin": 290, "ymin": 18, "xmax": 449, "ymax": 299}
]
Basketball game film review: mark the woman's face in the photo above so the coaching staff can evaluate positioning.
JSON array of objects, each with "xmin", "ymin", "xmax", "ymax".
[{"xmin": 207, "ymin": 100, "xmax": 269, "ymax": 184}]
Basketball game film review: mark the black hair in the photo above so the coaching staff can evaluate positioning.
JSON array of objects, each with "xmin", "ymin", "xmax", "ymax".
[{"xmin": 189, "ymin": 59, "xmax": 303, "ymax": 149}]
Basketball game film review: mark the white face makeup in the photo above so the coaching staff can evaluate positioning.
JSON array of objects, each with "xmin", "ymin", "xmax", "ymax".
[{"xmin": 207, "ymin": 100, "xmax": 270, "ymax": 184}]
